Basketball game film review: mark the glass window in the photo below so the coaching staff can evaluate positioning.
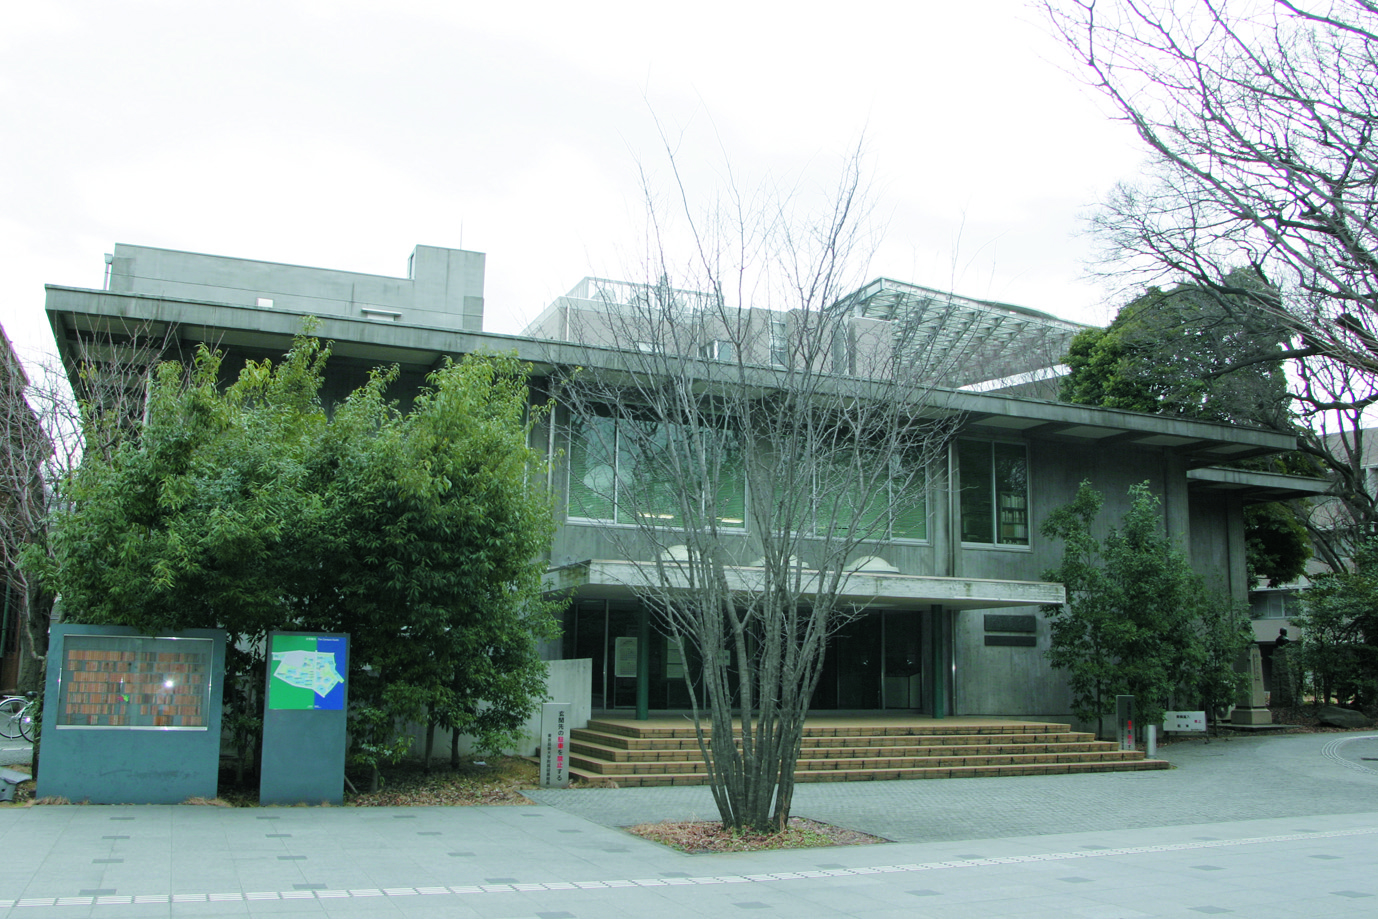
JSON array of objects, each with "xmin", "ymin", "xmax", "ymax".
[
  {"xmin": 812, "ymin": 450, "xmax": 926, "ymax": 541},
  {"xmin": 770, "ymin": 318, "xmax": 789, "ymax": 366},
  {"xmin": 567, "ymin": 414, "xmax": 745, "ymax": 529},
  {"xmin": 617, "ymin": 419, "xmax": 682, "ymax": 526},
  {"xmin": 568, "ymin": 414, "xmax": 616, "ymax": 520},
  {"xmin": 890, "ymin": 454, "xmax": 927, "ymax": 541},
  {"xmin": 958, "ymin": 440, "xmax": 1028, "ymax": 546}
]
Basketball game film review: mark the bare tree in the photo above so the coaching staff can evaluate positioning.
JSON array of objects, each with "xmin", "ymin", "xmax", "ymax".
[
  {"xmin": 1044, "ymin": 0, "xmax": 1378, "ymax": 563},
  {"xmin": 546, "ymin": 150, "xmax": 986, "ymax": 831},
  {"xmin": 0, "ymin": 322, "xmax": 170, "ymax": 692}
]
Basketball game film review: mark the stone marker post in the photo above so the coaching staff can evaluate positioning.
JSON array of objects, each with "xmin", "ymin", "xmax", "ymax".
[
  {"xmin": 540, "ymin": 702, "xmax": 570, "ymax": 788},
  {"xmin": 1231, "ymin": 644, "xmax": 1272, "ymax": 726},
  {"xmin": 1116, "ymin": 695, "xmax": 1136, "ymax": 751}
]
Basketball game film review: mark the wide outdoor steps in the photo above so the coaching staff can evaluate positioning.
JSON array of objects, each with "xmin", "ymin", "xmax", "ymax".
[{"xmin": 568, "ymin": 717, "xmax": 1168, "ymax": 787}]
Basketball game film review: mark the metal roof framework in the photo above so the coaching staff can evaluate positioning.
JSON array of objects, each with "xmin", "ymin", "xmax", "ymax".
[{"xmin": 840, "ymin": 278, "xmax": 1088, "ymax": 388}]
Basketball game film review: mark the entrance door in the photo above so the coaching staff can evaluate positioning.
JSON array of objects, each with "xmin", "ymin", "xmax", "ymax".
[{"xmin": 882, "ymin": 610, "xmax": 922, "ymax": 710}]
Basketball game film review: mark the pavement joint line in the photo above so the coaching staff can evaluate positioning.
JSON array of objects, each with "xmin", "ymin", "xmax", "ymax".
[
  {"xmin": 1, "ymin": 824, "xmax": 1375, "ymax": 911},
  {"xmin": 1321, "ymin": 734, "xmax": 1378, "ymax": 775}
]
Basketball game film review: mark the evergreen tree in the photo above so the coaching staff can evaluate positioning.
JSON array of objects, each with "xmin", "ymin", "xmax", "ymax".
[
  {"xmin": 38, "ymin": 337, "xmax": 560, "ymax": 781},
  {"xmin": 1041, "ymin": 481, "xmax": 1252, "ymax": 735}
]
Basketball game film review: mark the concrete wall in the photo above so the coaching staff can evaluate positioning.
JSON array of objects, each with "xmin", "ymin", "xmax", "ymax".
[
  {"xmin": 109, "ymin": 243, "xmax": 485, "ymax": 331},
  {"xmin": 954, "ymin": 606, "xmax": 1074, "ymax": 717},
  {"xmin": 403, "ymin": 658, "xmax": 592, "ymax": 760},
  {"xmin": 952, "ymin": 437, "xmax": 1238, "ymax": 718}
]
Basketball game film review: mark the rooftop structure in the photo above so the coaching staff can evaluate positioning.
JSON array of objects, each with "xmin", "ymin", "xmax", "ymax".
[
  {"xmin": 104, "ymin": 243, "xmax": 485, "ymax": 333},
  {"xmin": 523, "ymin": 275, "xmax": 1086, "ymax": 396}
]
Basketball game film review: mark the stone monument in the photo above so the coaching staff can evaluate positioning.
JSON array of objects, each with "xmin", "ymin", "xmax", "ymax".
[{"xmin": 1232, "ymin": 644, "xmax": 1273, "ymax": 725}]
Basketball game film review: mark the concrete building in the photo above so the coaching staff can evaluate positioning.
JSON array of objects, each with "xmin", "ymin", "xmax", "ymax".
[{"xmin": 45, "ymin": 243, "xmax": 1328, "ymax": 724}]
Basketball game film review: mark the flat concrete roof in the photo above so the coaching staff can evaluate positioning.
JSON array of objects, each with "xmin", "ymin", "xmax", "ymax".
[{"xmin": 46, "ymin": 285, "xmax": 1299, "ymax": 468}]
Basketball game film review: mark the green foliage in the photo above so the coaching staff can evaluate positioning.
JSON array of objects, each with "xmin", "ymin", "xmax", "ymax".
[
  {"xmin": 1060, "ymin": 280, "xmax": 1311, "ymax": 587},
  {"xmin": 41, "ymin": 336, "xmax": 562, "ymax": 766},
  {"xmin": 1192, "ymin": 597, "xmax": 1254, "ymax": 726},
  {"xmin": 1041, "ymin": 481, "xmax": 1252, "ymax": 732},
  {"xmin": 1244, "ymin": 503, "xmax": 1312, "ymax": 588},
  {"xmin": 1061, "ymin": 277, "xmax": 1291, "ymax": 425},
  {"xmin": 1293, "ymin": 539, "xmax": 1378, "ymax": 707}
]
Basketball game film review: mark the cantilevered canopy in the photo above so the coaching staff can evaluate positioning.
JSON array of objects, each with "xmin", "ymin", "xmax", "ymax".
[
  {"xmin": 543, "ymin": 560, "xmax": 1065, "ymax": 611},
  {"xmin": 1186, "ymin": 467, "xmax": 1332, "ymax": 504}
]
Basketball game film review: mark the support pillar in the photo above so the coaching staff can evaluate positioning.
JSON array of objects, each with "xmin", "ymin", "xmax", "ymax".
[
  {"xmin": 930, "ymin": 604, "xmax": 946, "ymax": 719},
  {"xmin": 636, "ymin": 605, "xmax": 650, "ymax": 721}
]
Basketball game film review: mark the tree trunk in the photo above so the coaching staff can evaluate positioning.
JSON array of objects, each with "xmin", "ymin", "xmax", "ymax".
[
  {"xmin": 18, "ymin": 585, "xmax": 51, "ymax": 694},
  {"xmin": 423, "ymin": 718, "xmax": 435, "ymax": 773},
  {"xmin": 450, "ymin": 726, "xmax": 460, "ymax": 768}
]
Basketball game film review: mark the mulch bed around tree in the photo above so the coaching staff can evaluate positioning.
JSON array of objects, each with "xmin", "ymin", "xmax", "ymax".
[{"xmin": 627, "ymin": 817, "xmax": 886, "ymax": 853}]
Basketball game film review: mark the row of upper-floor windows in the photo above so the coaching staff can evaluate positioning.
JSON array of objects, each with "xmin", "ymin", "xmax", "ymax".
[{"xmin": 565, "ymin": 416, "xmax": 1027, "ymax": 547}]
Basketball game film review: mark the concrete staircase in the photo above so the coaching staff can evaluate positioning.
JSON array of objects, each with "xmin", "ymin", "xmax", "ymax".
[{"xmin": 568, "ymin": 718, "xmax": 1168, "ymax": 787}]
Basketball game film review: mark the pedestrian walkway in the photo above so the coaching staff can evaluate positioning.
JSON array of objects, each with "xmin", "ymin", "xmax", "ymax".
[
  {"xmin": 0, "ymin": 732, "xmax": 1370, "ymax": 917},
  {"xmin": 529, "ymin": 731, "xmax": 1378, "ymax": 842}
]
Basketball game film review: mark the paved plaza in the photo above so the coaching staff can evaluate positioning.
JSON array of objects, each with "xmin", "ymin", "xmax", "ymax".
[{"xmin": 0, "ymin": 731, "xmax": 1372, "ymax": 917}]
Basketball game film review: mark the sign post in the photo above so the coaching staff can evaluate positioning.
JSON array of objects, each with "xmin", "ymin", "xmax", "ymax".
[
  {"xmin": 540, "ymin": 702, "xmax": 571, "ymax": 788},
  {"xmin": 1116, "ymin": 695, "xmax": 1136, "ymax": 751},
  {"xmin": 260, "ymin": 632, "xmax": 349, "ymax": 805},
  {"xmin": 1163, "ymin": 711, "xmax": 1207, "ymax": 734}
]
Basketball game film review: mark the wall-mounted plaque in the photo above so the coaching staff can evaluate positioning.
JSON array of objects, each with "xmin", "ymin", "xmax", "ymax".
[{"xmin": 614, "ymin": 636, "xmax": 638, "ymax": 679}]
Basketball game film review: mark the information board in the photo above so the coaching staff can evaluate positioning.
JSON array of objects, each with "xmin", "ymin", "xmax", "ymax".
[
  {"xmin": 1163, "ymin": 710, "xmax": 1207, "ymax": 732},
  {"xmin": 39, "ymin": 625, "xmax": 226, "ymax": 804},
  {"xmin": 267, "ymin": 634, "xmax": 347, "ymax": 710},
  {"xmin": 57, "ymin": 635, "xmax": 213, "ymax": 730},
  {"xmin": 260, "ymin": 632, "xmax": 349, "ymax": 805},
  {"xmin": 614, "ymin": 636, "xmax": 638, "ymax": 679}
]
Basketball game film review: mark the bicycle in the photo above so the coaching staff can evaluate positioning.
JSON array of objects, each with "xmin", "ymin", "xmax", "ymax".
[{"xmin": 0, "ymin": 693, "xmax": 38, "ymax": 742}]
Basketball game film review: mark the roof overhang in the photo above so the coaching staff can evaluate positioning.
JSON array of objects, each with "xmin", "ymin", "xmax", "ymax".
[
  {"xmin": 543, "ymin": 559, "xmax": 1065, "ymax": 611},
  {"xmin": 1186, "ymin": 467, "xmax": 1332, "ymax": 503},
  {"xmin": 46, "ymin": 285, "xmax": 1298, "ymax": 467}
]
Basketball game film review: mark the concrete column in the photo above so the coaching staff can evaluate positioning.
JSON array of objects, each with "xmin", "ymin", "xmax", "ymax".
[
  {"xmin": 930, "ymin": 604, "xmax": 947, "ymax": 719},
  {"xmin": 636, "ymin": 605, "xmax": 650, "ymax": 721}
]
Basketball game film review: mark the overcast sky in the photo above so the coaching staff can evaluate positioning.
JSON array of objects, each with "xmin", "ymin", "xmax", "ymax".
[{"xmin": 2, "ymin": 0, "xmax": 1148, "ymax": 373}]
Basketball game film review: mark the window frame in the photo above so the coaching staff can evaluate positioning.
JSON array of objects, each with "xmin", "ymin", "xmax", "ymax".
[
  {"xmin": 807, "ymin": 449, "xmax": 928, "ymax": 544},
  {"xmin": 566, "ymin": 413, "xmax": 748, "ymax": 531},
  {"xmin": 956, "ymin": 438, "xmax": 1030, "ymax": 548}
]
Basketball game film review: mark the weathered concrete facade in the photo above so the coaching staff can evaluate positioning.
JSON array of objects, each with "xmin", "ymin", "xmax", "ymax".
[{"xmin": 45, "ymin": 244, "xmax": 1326, "ymax": 725}]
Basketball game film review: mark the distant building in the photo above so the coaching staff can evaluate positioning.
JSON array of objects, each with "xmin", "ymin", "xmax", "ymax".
[{"xmin": 0, "ymin": 324, "xmax": 49, "ymax": 690}]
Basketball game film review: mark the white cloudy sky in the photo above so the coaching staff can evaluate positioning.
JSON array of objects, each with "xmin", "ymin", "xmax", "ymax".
[{"xmin": 1, "ymin": 0, "xmax": 1148, "ymax": 373}]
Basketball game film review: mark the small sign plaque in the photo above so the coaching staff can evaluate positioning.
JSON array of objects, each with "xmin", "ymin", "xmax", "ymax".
[
  {"xmin": 613, "ymin": 637, "xmax": 638, "ymax": 679},
  {"xmin": 1163, "ymin": 710, "xmax": 1207, "ymax": 732}
]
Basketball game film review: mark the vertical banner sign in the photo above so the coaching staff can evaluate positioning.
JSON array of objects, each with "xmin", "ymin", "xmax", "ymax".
[
  {"xmin": 541, "ymin": 702, "xmax": 570, "ymax": 788},
  {"xmin": 260, "ymin": 632, "xmax": 349, "ymax": 805},
  {"xmin": 1116, "ymin": 695, "xmax": 1136, "ymax": 751}
]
